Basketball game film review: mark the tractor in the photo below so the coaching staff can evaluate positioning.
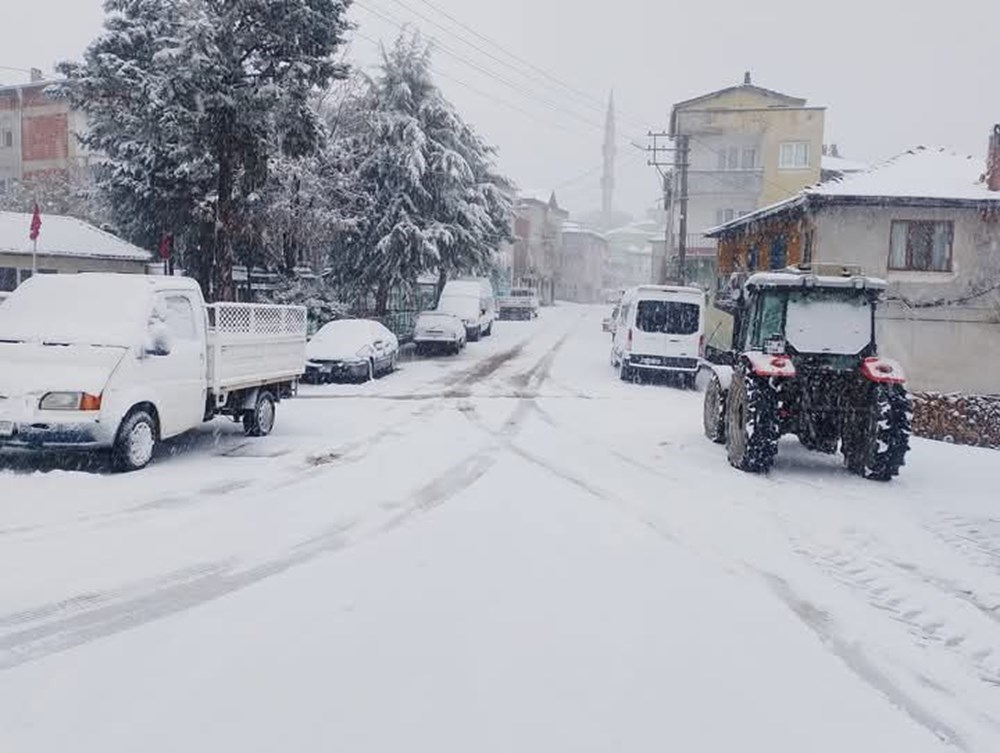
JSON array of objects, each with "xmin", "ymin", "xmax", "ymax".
[{"xmin": 702, "ymin": 264, "xmax": 911, "ymax": 481}]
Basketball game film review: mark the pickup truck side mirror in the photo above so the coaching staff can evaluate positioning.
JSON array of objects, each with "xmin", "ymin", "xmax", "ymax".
[{"xmin": 145, "ymin": 322, "xmax": 173, "ymax": 357}]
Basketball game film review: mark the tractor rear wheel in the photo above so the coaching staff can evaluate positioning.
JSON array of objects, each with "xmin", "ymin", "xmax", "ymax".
[
  {"xmin": 844, "ymin": 383, "xmax": 911, "ymax": 481},
  {"xmin": 726, "ymin": 367, "xmax": 780, "ymax": 473}
]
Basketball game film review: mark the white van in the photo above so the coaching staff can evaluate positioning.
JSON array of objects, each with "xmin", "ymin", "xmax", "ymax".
[
  {"xmin": 437, "ymin": 278, "xmax": 496, "ymax": 341},
  {"xmin": 0, "ymin": 274, "xmax": 306, "ymax": 471},
  {"xmin": 611, "ymin": 285, "xmax": 706, "ymax": 387}
]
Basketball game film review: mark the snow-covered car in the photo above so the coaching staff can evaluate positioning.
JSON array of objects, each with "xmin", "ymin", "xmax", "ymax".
[
  {"xmin": 413, "ymin": 311, "xmax": 466, "ymax": 355},
  {"xmin": 304, "ymin": 319, "xmax": 399, "ymax": 383},
  {"xmin": 0, "ymin": 273, "xmax": 306, "ymax": 471}
]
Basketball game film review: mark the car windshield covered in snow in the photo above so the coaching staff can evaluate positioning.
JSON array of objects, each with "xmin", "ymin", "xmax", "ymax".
[
  {"xmin": 634, "ymin": 300, "xmax": 700, "ymax": 335},
  {"xmin": 0, "ymin": 275, "xmax": 149, "ymax": 347}
]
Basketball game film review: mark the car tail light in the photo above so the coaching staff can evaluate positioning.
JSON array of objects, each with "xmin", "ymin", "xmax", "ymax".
[
  {"xmin": 699, "ymin": 334, "xmax": 706, "ymax": 358},
  {"xmin": 627, "ymin": 328, "xmax": 633, "ymax": 350}
]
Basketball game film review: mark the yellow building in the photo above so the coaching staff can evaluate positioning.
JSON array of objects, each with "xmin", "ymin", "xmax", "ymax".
[{"xmin": 667, "ymin": 73, "xmax": 825, "ymax": 272}]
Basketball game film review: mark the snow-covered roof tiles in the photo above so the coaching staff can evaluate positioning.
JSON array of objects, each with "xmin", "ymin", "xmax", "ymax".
[
  {"xmin": 0, "ymin": 212, "xmax": 152, "ymax": 262},
  {"xmin": 706, "ymin": 147, "xmax": 1000, "ymax": 236},
  {"xmin": 814, "ymin": 147, "xmax": 996, "ymax": 202}
]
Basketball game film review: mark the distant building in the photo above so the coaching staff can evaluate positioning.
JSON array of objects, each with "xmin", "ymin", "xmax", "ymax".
[
  {"xmin": 666, "ymin": 72, "xmax": 826, "ymax": 282},
  {"xmin": 706, "ymin": 137, "xmax": 1000, "ymax": 394},
  {"xmin": 0, "ymin": 73, "xmax": 92, "ymax": 196},
  {"xmin": 821, "ymin": 145, "xmax": 867, "ymax": 182},
  {"xmin": 558, "ymin": 222, "xmax": 607, "ymax": 303},
  {"xmin": 604, "ymin": 220, "xmax": 661, "ymax": 289},
  {"xmin": 505, "ymin": 191, "xmax": 568, "ymax": 305},
  {"xmin": 0, "ymin": 210, "xmax": 154, "ymax": 296}
]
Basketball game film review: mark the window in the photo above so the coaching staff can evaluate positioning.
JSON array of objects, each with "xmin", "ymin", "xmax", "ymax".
[
  {"xmin": 18, "ymin": 269, "xmax": 32, "ymax": 284},
  {"xmin": 0, "ymin": 130, "xmax": 12, "ymax": 149},
  {"xmin": 634, "ymin": 300, "xmax": 700, "ymax": 335},
  {"xmin": 0, "ymin": 267, "xmax": 16, "ymax": 292},
  {"xmin": 162, "ymin": 295, "xmax": 197, "ymax": 340},
  {"xmin": 779, "ymin": 142, "xmax": 811, "ymax": 169},
  {"xmin": 716, "ymin": 146, "xmax": 757, "ymax": 171},
  {"xmin": 715, "ymin": 208, "xmax": 751, "ymax": 226},
  {"xmin": 889, "ymin": 221, "xmax": 953, "ymax": 272}
]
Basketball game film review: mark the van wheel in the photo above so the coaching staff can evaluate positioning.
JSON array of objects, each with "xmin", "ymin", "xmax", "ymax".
[
  {"xmin": 243, "ymin": 391, "xmax": 276, "ymax": 437},
  {"xmin": 112, "ymin": 410, "xmax": 158, "ymax": 472},
  {"xmin": 468, "ymin": 327, "xmax": 481, "ymax": 343}
]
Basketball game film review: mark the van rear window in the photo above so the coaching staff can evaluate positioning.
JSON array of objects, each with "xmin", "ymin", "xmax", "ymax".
[{"xmin": 635, "ymin": 300, "xmax": 700, "ymax": 335}]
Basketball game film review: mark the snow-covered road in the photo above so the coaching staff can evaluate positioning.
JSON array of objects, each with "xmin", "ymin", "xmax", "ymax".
[{"xmin": 1, "ymin": 305, "xmax": 998, "ymax": 752}]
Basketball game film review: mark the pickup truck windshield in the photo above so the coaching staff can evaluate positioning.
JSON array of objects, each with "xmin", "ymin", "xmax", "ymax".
[{"xmin": 0, "ymin": 276, "xmax": 149, "ymax": 347}]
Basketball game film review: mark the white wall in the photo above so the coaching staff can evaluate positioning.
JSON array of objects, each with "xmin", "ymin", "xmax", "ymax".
[{"xmin": 814, "ymin": 205, "xmax": 1000, "ymax": 393}]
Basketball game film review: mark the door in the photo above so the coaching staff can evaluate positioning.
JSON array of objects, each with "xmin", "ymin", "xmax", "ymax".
[
  {"xmin": 370, "ymin": 322, "xmax": 394, "ymax": 372},
  {"xmin": 142, "ymin": 293, "xmax": 207, "ymax": 437},
  {"xmin": 631, "ymin": 297, "xmax": 702, "ymax": 361}
]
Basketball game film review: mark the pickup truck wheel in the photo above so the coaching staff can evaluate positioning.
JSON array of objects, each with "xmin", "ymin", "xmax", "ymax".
[
  {"xmin": 243, "ymin": 391, "xmax": 276, "ymax": 437},
  {"xmin": 112, "ymin": 410, "xmax": 158, "ymax": 472}
]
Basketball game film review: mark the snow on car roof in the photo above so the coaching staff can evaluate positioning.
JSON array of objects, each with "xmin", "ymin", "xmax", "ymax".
[{"xmin": 0, "ymin": 211, "xmax": 153, "ymax": 261}]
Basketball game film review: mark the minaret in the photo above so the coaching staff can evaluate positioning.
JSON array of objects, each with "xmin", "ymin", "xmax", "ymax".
[{"xmin": 601, "ymin": 90, "xmax": 616, "ymax": 230}]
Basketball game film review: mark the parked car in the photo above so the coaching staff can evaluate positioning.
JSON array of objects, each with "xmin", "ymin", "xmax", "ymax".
[
  {"xmin": 611, "ymin": 285, "xmax": 706, "ymax": 388},
  {"xmin": 0, "ymin": 273, "xmax": 306, "ymax": 471},
  {"xmin": 498, "ymin": 287, "xmax": 539, "ymax": 320},
  {"xmin": 413, "ymin": 311, "xmax": 466, "ymax": 355},
  {"xmin": 304, "ymin": 319, "xmax": 399, "ymax": 383},
  {"xmin": 437, "ymin": 278, "xmax": 495, "ymax": 341}
]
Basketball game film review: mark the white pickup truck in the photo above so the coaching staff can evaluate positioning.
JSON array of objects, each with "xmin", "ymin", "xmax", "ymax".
[
  {"xmin": 497, "ymin": 287, "xmax": 539, "ymax": 321},
  {"xmin": 0, "ymin": 273, "xmax": 307, "ymax": 471}
]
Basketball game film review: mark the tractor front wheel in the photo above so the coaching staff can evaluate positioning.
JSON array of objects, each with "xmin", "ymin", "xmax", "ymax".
[
  {"xmin": 844, "ymin": 383, "xmax": 911, "ymax": 481},
  {"xmin": 703, "ymin": 374, "xmax": 728, "ymax": 444},
  {"xmin": 726, "ymin": 368, "xmax": 780, "ymax": 473}
]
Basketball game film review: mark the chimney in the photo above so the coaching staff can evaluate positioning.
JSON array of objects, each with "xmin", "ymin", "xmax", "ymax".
[
  {"xmin": 989, "ymin": 124, "xmax": 1000, "ymax": 192},
  {"xmin": 29, "ymin": 67, "xmax": 43, "ymax": 83},
  {"xmin": 743, "ymin": 71, "xmax": 752, "ymax": 86}
]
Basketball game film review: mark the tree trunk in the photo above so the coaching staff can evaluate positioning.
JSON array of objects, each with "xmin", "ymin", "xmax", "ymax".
[
  {"xmin": 436, "ymin": 268, "xmax": 448, "ymax": 301},
  {"xmin": 375, "ymin": 282, "xmax": 389, "ymax": 317},
  {"xmin": 197, "ymin": 221, "xmax": 215, "ymax": 300},
  {"xmin": 214, "ymin": 131, "xmax": 236, "ymax": 303}
]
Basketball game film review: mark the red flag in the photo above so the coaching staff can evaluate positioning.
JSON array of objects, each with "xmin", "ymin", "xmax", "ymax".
[
  {"xmin": 159, "ymin": 231, "xmax": 173, "ymax": 260},
  {"xmin": 29, "ymin": 204, "xmax": 42, "ymax": 242}
]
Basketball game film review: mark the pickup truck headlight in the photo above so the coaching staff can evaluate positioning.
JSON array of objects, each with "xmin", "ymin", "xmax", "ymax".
[{"xmin": 39, "ymin": 392, "xmax": 103, "ymax": 411}]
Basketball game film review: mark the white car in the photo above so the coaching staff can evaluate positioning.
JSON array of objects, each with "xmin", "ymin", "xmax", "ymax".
[
  {"xmin": 305, "ymin": 319, "xmax": 399, "ymax": 383},
  {"xmin": 413, "ymin": 311, "xmax": 467, "ymax": 356},
  {"xmin": 611, "ymin": 285, "xmax": 706, "ymax": 388}
]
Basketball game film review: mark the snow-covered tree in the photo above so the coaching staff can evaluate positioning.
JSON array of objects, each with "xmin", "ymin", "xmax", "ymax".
[
  {"xmin": 330, "ymin": 31, "xmax": 513, "ymax": 313},
  {"xmin": 59, "ymin": 0, "xmax": 354, "ymax": 300}
]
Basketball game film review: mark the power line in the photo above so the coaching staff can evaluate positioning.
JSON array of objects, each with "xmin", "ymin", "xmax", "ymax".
[
  {"xmin": 352, "ymin": 0, "xmax": 646, "ymax": 149},
  {"xmin": 351, "ymin": 30, "xmax": 581, "ymax": 136},
  {"xmin": 402, "ymin": 0, "xmax": 657, "ymax": 135}
]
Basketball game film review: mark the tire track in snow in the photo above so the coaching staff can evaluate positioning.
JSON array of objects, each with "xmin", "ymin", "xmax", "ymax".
[
  {"xmin": 761, "ymin": 571, "xmax": 969, "ymax": 751},
  {"xmin": 0, "ymin": 318, "xmax": 585, "ymax": 670}
]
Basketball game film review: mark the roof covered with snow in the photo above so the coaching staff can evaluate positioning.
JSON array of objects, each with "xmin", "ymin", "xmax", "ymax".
[
  {"xmin": 706, "ymin": 147, "xmax": 1000, "ymax": 237},
  {"xmin": 561, "ymin": 221, "xmax": 607, "ymax": 241},
  {"xmin": 0, "ymin": 212, "xmax": 152, "ymax": 262},
  {"xmin": 821, "ymin": 155, "xmax": 868, "ymax": 173}
]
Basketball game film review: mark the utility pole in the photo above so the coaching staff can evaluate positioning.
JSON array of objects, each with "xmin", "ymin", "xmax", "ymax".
[
  {"xmin": 676, "ymin": 134, "xmax": 691, "ymax": 286},
  {"xmin": 645, "ymin": 131, "xmax": 677, "ymax": 285}
]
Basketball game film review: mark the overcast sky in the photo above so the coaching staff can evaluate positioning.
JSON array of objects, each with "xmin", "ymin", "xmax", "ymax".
[{"xmin": 4, "ymin": 0, "xmax": 997, "ymax": 220}]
